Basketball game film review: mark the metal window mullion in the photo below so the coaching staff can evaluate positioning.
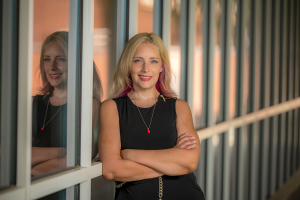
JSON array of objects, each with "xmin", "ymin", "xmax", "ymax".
[
  {"xmin": 186, "ymin": 0, "xmax": 195, "ymax": 108},
  {"xmin": 197, "ymin": 0, "xmax": 209, "ymax": 195},
  {"xmin": 285, "ymin": 0, "xmax": 294, "ymax": 180},
  {"xmin": 269, "ymin": 0, "xmax": 281, "ymax": 196},
  {"xmin": 294, "ymin": 0, "xmax": 300, "ymax": 170},
  {"xmin": 128, "ymin": 0, "xmax": 137, "ymax": 40},
  {"xmin": 220, "ymin": 0, "xmax": 232, "ymax": 194},
  {"xmin": 216, "ymin": 0, "xmax": 228, "ymax": 199},
  {"xmin": 179, "ymin": 0, "xmax": 188, "ymax": 100},
  {"xmin": 153, "ymin": 0, "xmax": 163, "ymax": 37},
  {"xmin": 260, "ymin": 0, "xmax": 272, "ymax": 199},
  {"xmin": 115, "ymin": 0, "xmax": 128, "ymax": 65},
  {"xmin": 80, "ymin": 0, "xmax": 95, "ymax": 199},
  {"xmin": 298, "ymin": 0, "xmax": 300, "ymax": 170},
  {"xmin": 234, "ymin": 0, "xmax": 248, "ymax": 199},
  {"xmin": 67, "ymin": 0, "xmax": 82, "ymax": 199},
  {"xmin": 277, "ymin": 0, "xmax": 288, "ymax": 188},
  {"xmin": 1, "ymin": 0, "xmax": 13, "ymax": 188},
  {"xmin": 161, "ymin": 0, "xmax": 170, "ymax": 52},
  {"xmin": 15, "ymin": 0, "xmax": 33, "ymax": 200},
  {"xmin": 291, "ymin": 0, "xmax": 297, "ymax": 174},
  {"xmin": 67, "ymin": 0, "xmax": 80, "ymax": 168},
  {"xmin": 30, "ymin": 167, "xmax": 88, "ymax": 199},
  {"xmin": 205, "ymin": 0, "xmax": 216, "ymax": 200},
  {"xmin": 197, "ymin": 140, "xmax": 207, "ymax": 193},
  {"xmin": 248, "ymin": 0, "xmax": 261, "ymax": 199}
]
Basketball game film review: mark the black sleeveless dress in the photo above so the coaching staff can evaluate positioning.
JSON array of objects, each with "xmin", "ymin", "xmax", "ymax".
[
  {"xmin": 113, "ymin": 94, "xmax": 205, "ymax": 200},
  {"xmin": 32, "ymin": 93, "xmax": 67, "ymax": 200}
]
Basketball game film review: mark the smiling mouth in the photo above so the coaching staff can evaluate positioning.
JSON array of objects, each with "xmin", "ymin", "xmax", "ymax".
[
  {"xmin": 139, "ymin": 75, "xmax": 152, "ymax": 81},
  {"xmin": 49, "ymin": 74, "xmax": 62, "ymax": 80}
]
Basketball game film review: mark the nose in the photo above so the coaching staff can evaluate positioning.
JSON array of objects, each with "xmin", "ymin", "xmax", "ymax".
[
  {"xmin": 142, "ymin": 62, "xmax": 150, "ymax": 72},
  {"xmin": 50, "ymin": 60, "xmax": 58, "ymax": 70}
]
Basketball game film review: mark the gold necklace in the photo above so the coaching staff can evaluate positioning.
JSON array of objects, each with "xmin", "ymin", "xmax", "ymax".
[
  {"xmin": 41, "ymin": 92, "xmax": 64, "ymax": 131},
  {"xmin": 131, "ymin": 95, "xmax": 158, "ymax": 133}
]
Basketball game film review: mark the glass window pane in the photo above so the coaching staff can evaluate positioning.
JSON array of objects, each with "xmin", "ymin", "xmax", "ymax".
[
  {"xmin": 230, "ymin": 0, "xmax": 237, "ymax": 119},
  {"xmin": 138, "ymin": 0, "xmax": 154, "ymax": 33},
  {"xmin": 170, "ymin": 0, "xmax": 181, "ymax": 96},
  {"xmin": 193, "ymin": 0, "xmax": 203, "ymax": 129},
  {"xmin": 0, "ymin": 0, "xmax": 18, "ymax": 190},
  {"xmin": 37, "ymin": 184, "xmax": 79, "ymax": 200},
  {"xmin": 31, "ymin": 0, "xmax": 80, "ymax": 178},
  {"xmin": 214, "ymin": 0, "xmax": 222, "ymax": 119},
  {"xmin": 93, "ymin": 0, "xmax": 114, "ymax": 160},
  {"xmin": 91, "ymin": 176, "xmax": 114, "ymax": 199}
]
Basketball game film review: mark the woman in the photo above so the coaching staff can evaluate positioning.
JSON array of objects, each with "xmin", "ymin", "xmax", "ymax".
[
  {"xmin": 31, "ymin": 31, "xmax": 102, "ymax": 199},
  {"xmin": 98, "ymin": 33, "xmax": 205, "ymax": 200}
]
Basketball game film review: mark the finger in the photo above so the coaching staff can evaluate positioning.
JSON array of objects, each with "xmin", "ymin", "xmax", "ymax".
[
  {"xmin": 177, "ymin": 140, "xmax": 197, "ymax": 149},
  {"xmin": 179, "ymin": 140, "xmax": 196, "ymax": 149},
  {"xmin": 177, "ymin": 132, "xmax": 189, "ymax": 139},
  {"xmin": 176, "ymin": 136, "xmax": 195, "ymax": 147},
  {"xmin": 185, "ymin": 144, "xmax": 196, "ymax": 149}
]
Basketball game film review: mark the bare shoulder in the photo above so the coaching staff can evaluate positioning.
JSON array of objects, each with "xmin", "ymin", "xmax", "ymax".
[
  {"xmin": 175, "ymin": 99, "xmax": 191, "ymax": 114},
  {"xmin": 99, "ymin": 99, "xmax": 118, "ymax": 117},
  {"xmin": 101, "ymin": 99, "xmax": 116, "ymax": 109}
]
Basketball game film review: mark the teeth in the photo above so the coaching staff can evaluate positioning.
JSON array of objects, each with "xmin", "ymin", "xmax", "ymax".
[
  {"xmin": 50, "ymin": 74, "xmax": 61, "ymax": 77},
  {"xmin": 140, "ymin": 75, "xmax": 150, "ymax": 78}
]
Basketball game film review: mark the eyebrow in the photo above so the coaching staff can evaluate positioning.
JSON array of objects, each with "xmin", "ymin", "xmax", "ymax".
[
  {"xmin": 44, "ymin": 55, "xmax": 66, "ymax": 57},
  {"xmin": 133, "ymin": 57, "xmax": 160, "ymax": 60}
]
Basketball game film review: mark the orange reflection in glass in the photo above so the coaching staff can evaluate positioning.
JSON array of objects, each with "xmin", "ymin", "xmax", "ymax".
[
  {"xmin": 32, "ymin": 0, "xmax": 69, "ymax": 96},
  {"xmin": 94, "ymin": 0, "xmax": 112, "ymax": 100},
  {"xmin": 138, "ymin": 0, "xmax": 154, "ymax": 33},
  {"xmin": 193, "ymin": 0, "xmax": 203, "ymax": 129},
  {"xmin": 213, "ymin": 0, "xmax": 221, "ymax": 120},
  {"xmin": 170, "ymin": 0, "xmax": 181, "ymax": 96}
]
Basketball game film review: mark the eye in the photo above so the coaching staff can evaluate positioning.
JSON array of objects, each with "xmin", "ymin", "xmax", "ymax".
[
  {"xmin": 134, "ymin": 59, "xmax": 142, "ymax": 63},
  {"xmin": 150, "ymin": 60, "xmax": 158, "ymax": 64},
  {"xmin": 58, "ymin": 57, "xmax": 67, "ymax": 62},
  {"xmin": 44, "ymin": 58, "xmax": 50, "ymax": 62}
]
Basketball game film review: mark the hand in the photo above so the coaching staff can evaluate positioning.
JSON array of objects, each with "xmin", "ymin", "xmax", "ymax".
[{"xmin": 174, "ymin": 132, "xmax": 196, "ymax": 150}]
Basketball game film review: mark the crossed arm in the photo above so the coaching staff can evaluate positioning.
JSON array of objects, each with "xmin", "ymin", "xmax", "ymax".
[
  {"xmin": 98, "ymin": 99, "xmax": 200, "ymax": 182},
  {"xmin": 31, "ymin": 99, "xmax": 100, "ymax": 176}
]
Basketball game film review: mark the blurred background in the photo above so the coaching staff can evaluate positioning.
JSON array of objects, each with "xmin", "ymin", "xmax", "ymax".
[{"xmin": 0, "ymin": 0, "xmax": 300, "ymax": 199}]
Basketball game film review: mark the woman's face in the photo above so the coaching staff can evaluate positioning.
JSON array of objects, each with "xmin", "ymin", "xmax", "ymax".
[
  {"xmin": 43, "ymin": 41, "xmax": 68, "ymax": 89},
  {"xmin": 130, "ymin": 43, "xmax": 163, "ymax": 91}
]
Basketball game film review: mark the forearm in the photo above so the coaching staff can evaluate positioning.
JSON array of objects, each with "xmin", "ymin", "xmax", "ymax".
[
  {"xmin": 31, "ymin": 147, "xmax": 64, "ymax": 167},
  {"xmin": 103, "ymin": 158, "xmax": 163, "ymax": 182},
  {"xmin": 122, "ymin": 148, "xmax": 199, "ymax": 176},
  {"xmin": 31, "ymin": 157, "xmax": 66, "ymax": 176}
]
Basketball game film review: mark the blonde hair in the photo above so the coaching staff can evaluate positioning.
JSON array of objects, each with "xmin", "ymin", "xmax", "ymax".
[
  {"xmin": 109, "ymin": 32, "xmax": 176, "ymax": 98},
  {"xmin": 39, "ymin": 31, "xmax": 102, "ymax": 100}
]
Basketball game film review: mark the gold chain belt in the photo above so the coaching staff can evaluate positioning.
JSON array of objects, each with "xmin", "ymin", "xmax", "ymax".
[{"xmin": 115, "ymin": 177, "xmax": 164, "ymax": 200}]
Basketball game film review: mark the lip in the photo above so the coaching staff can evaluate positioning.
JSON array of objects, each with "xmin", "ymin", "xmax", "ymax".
[
  {"xmin": 49, "ymin": 73, "xmax": 62, "ymax": 80},
  {"xmin": 138, "ymin": 75, "xmax": 152, "ymax": 81}
]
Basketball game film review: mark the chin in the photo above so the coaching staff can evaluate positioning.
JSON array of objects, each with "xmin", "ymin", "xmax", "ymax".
[
  {"xmin": 48, "ymin": 81, "xmax": 66, "ymax": 88},
  {"xmin": 137, "ymin": 83, "xmax": 156, "ymax": 90}
]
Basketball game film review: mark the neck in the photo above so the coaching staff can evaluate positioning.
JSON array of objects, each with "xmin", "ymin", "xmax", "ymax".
[
  {"xmin": 52, "ymin": 87, "xmax": 67, "ymax": 99},
  {"xmin": 128, "ymin": 88, "xmax": 159, "ymax": 101}
]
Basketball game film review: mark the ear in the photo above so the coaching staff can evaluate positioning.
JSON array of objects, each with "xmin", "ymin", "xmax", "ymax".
[{"xmin": 160, "ymin": 63, "xmax": 164, "ymax": 73}]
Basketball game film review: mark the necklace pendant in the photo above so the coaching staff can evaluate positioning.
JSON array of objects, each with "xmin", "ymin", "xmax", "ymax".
[
  {"xmin": 41, "ymin": 127, "xmax": 45, "ymax": 131},
  {"xmin": 147, "ymin": 130, "xmax": 150, "ymax": 133}
]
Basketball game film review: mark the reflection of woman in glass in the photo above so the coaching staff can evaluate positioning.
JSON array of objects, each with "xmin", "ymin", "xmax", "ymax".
[
  {"xmin": 98, "ymin": 33, "xmax": 205, "ymax": 200},
  {"xmin": 31, "ymin": 31, "xmax": 102, "ymax": 177}
]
